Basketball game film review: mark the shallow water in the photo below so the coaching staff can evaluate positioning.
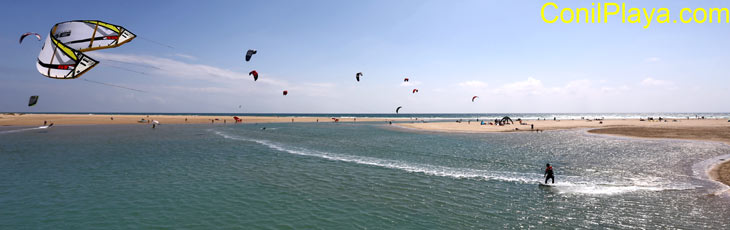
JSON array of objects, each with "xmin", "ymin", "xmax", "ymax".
[{"xmin": 1, "ymin": 123, "xmax": 729, "ymax": 229}]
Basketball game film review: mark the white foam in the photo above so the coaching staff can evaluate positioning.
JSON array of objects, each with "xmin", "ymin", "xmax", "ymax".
[
  {"xmin": 0, "ymin": 127, "xmax": 47, "ymax": 134},
  {"xmin": 213, "ymin": 130, "xmax": 694, "ymax": 195}
]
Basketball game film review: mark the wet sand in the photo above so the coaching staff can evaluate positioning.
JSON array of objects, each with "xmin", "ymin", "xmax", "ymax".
[
  {"xmin": 397, "ymin": 119, "xmax": 730, "ymax": 187},
  {"xmin": 709, "ymin": 159, "xmax": 730, "ymax": 193},
  {"xmin": 589, "ymin": 126, "xmax": 730, "ymax": 189}
]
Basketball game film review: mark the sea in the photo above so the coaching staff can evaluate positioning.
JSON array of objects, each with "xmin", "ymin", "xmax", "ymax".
[
  {"xmin": 1, "ymin": 113, "xmax": 730, "ymax": 229},
  {"xmin": 11, "ymin": 112, "xmax": 730, "ymax": 120}
]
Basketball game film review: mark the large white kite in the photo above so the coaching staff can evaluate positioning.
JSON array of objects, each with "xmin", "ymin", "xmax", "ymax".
[{"xmin": 36, "ymin": 20, "xmax": 135, "ymax": 79}]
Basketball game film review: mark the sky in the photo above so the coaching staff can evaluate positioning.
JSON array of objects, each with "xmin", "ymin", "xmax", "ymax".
[{"xmin": 1, "ymin": 0, "xmax": 729, "ymax": 113}]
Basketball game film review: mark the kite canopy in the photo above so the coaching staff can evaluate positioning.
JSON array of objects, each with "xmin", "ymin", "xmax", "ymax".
[
  {"xmin": 412, "ymin": 89, "xmax": 419, "ymax": 93},
  {"xmin": 36, "ymin": 20, "xmax": 135, "ymax": 79},
  {"xmin": 249, "ymin": 70, "xmax": 258, "ymax": 81},
  {"xmin": 19, "ymin": 32, "xmax": 41, "ymax": 44},
  {"xmin": 501, "ymin": 116, "xmax": 514, "ymax": 124},
  {"xmin": 355, "ymin": 72, "xmax": 362, "ymax": 82},
  {"xmin": 245, "ymin": 49, "xmax": 257, "ymax": 62},
  {"xmin": 396, "ymin": 106, "xmax": 402, "ymax": 114},
  {"xmin": 28, "ymin": 95, "xmax": 39, "ymax": 106},
  {"xmin": 404, "ymin": 78, "xmax": 409, "ymax": 82},
  {"xmin": 283, "ymin": 90, "xmax": 288, "ymax": 96},
  {"xmin": 472, "ymin": 96, "xmax": 478, "ymax": 102}
]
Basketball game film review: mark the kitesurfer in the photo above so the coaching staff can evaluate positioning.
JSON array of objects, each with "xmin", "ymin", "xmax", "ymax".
[{"xmin": 544, "ymin": 163, "xmax": 555, "ymax": 184}]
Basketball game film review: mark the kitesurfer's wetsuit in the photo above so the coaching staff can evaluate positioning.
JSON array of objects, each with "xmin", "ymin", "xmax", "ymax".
[{"xmin": 544, "ymin": 166, "xmax": 554, "ymax": 184}]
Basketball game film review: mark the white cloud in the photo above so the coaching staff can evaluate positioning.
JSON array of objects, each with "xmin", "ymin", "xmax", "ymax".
[
  {"xmin": 493, "ymin": 77, "xmax": 545, "ymax": 95},
  {"xmin": 93, "ymin": 52, "xmax": 343, "ymax": 101},
  {"xmin": 641, "ymin": 77, "xmax": 671, "ymax": 86},
  {"xmin": 94, "ymin": 52, "xmax": 284, "ymax": 86},
  {"xmin": 172, "ymin": 53, "xmax": 197, "ymax": 60},
  {"xmin": 600, "ymin": 85, "xmax": 630, "ymax": 93}
]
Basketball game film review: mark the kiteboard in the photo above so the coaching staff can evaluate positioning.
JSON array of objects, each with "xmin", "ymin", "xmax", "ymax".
[
  {"xmin": 38, "ymin": 126, "xmax": 49, "ymax": 129},
  {"xmin": 538, "ymin": 183, "xmax": 555, "ymax": 187}
]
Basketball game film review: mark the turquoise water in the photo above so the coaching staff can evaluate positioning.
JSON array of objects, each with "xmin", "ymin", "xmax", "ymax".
[{"xmin": 1, "ymin": 123, "xmax": 729, "ymax": 229}]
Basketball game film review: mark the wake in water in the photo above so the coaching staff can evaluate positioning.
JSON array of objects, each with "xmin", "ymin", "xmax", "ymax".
[
  {"xmin": 212, "ymin": 130, "xmax": 696, "ymax": 195},
  {"xmin": 0, "ymin": 126, "xmax": 48, "ymax": 135}
]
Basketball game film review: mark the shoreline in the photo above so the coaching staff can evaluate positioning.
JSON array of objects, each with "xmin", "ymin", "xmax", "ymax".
[
  {"xmin": 395, "ymin": 119, "xmax": 730, "ymax": 188},
  {"xmin": 708, "ymin": 159, "xmax": 730, "ymax": 195},
  {"xmin": 2, "ymin": 113, "xmax": 729, "ymax": 189},
  {"xmin": 0, "ymin": 113, "xmax": 398, "ymax": 126}
]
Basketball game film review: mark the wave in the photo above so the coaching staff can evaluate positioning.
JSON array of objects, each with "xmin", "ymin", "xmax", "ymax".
[{"xmin": 212, "ymin": 130, "xmax": 695, "ymax": 195}]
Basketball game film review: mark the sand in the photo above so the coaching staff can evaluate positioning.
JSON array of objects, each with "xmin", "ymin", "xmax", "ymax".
[
  {"xmin": 709, "ymin": 159, "xmax": 730, "ymax": 193},
  {"xmin": 0, "ymin": 113, "xmax": 394, "ymax": 126},
  {"xmin": 396, "ymin": 118, "xmax": 730, "ymax": 188},
  {"xmin": 588, "ymin": 126, "xmax": 730, "ymax": 190},
  {"xmin": 397, "ymin": 118, "xmax": 730, "ymax": 133},
  {"xmin": 2, "ymin": 113, "xmax": 729, "ymax": 188}
]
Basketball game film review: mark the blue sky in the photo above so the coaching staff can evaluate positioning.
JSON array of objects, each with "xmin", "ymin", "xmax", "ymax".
[{"xmin": 1, "ymin": 0, "xmax": 729, "ymax": 113}]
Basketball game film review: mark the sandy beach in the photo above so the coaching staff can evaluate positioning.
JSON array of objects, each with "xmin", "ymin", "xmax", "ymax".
[
  {"xmin": 2, "ymin": 113, "xmax": 729, "ymax": 188},
  {"xmin": 0, "ymin": 113, "xmax": 394, "ymax": 126},
  {"xmin": 397, "ymin": 118, "xmax": 730, "ymax": 188}
]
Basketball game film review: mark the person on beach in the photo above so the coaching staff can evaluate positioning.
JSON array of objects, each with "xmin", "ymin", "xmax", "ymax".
[{"xmin": 544, "ymin": 163, "xmax": 554, "ymax": 184}]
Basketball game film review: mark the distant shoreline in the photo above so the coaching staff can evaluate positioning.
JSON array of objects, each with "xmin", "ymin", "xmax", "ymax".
[
  {"xmin": 0, "ymin": 113, "xmax": 398, "ymax": 126},
  {"xmin": 2, "ymin": 113, "xmax": 729, "ymax": 190}
]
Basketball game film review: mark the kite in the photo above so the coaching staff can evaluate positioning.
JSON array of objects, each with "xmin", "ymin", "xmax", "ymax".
[
  {"xmin": 249, "ymin": 70, "xmax": 258, "ymax": 81},
  {"xmin": 19, "ymin": 32, "xmax": 42, "ymax": 44},
  {"xmin": 396, "ymin": 106, "xmax": 402, "ymax": 114},
  {"xmin": 245, "ymin": 49, "xmax": 257, "ymax": 62},
  {"xmin": 412, "ymin": 89, "xmax": 419, "ymax": 93},
  {"xmin": 283, "ymin": 90, "xmax": 288, "ymax": 96},
  {"xmin": 28, "ymin": 95, "xmax": 39, "ymax": 106},
  {"xmin": 356, "ymin": 72, "xmax": 362, "ymax": 82},
  {"xmin": 404, "ymin": 78, "xmax": 409, "ymax": 82},
  {"xmin": 36, "ymin": 20, "xmax": 136, "ymax": 79},
  {"xmin": 472, "ymin": 96, "xmax": 478, "ymax": 102}
]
